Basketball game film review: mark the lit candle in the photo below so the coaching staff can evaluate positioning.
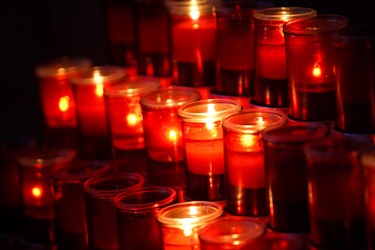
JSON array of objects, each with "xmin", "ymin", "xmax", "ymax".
[
  {"xmin": 157, "ymin": 201, "xmax": 223, "ymax": 250},
  {"xmin": 178, "ymin": 99, "xmax": 242, "ymax": 201},
  {"xmin": 104, "ymin": 76, "xmax": 160, "ymax": 150},
  {"xmin": 166, "ymin": 0, "xmax": 216, "ymax": 87},
  {"xmin": 252, "ymin": 7, "xmax": 317, "ymax": 108},
  {"xmin": 35, "ymin": 56, "xmax": 92, "ymax": 128},
  {"xmin": 284, "ymin": 14, "xmax": 349, "ymax": 121},
  {"xmin": 223, "ymin": 109, "xmax": 287, "ymax": 216}
]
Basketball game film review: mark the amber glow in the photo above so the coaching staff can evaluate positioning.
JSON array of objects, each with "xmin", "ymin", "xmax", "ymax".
[
  {"xmin": 168, "ymin": 129, "xmax": 178, "ymax": 143},
  {"xmin": 189, "ymin": 1, "xmax": 200, "ymax": 21},
  {"xmin": 31, "ymin": 186, "xmax": 43, "ymax": 198},
  {"xmin": 93, "ymin": 71, "xmax": 104, "ymax": 97},
  {"xmin": 58, "ymin": 96, "xmax": 70, "ymax": 112},
  {"xmin": 312, "ymin": 66, "xmax": 322, "ymax": 78},
  {"xmin": 241, "ymin": 134, "xmax": 256, "ymax": 148},
  {"xmin": 126, "ymin": 113, "xmax": 139, "ymax": 126}
]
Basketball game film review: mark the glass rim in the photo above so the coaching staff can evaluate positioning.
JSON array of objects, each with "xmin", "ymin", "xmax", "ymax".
[
  {"xmin": 283, "ymin": 14, "xmax": 349, "ymax": 35},
  {"xmin": 214, "ymin": 0, "xmax": 274, "ymax": 13},
  {"xmin": 140, "ymin": 86, "xmax": 201, "ymax": 109},
  {"xmin": 35, "ymin": 56, "xmax": 93, "ymax": 77},
  {"xmin": 253, "ymin": 7, "xmax": 317, "ymax": 22},
  {"xmin": 177, "ymin": 98, "xmax": 242, "ymax": 122},
  {"xmin": 156, "ymin": 201, "xmax": 223, "ymax": 227},
  {"xmin": 198, "ymin": 216, "xmax": 266, "ymax": 245},
  {"xmin": 332, "ymin": 24, "xmax": 375, "ymax": 46},
  {"xmin": 52, "ymin": 160, "xmax": 111, "ymax": 180},
  {"xmin": 261, "ymin": 123, "xmax": 328, "ymax": 143},
  {"xmin": 361, "ymin": 148, "xmax": 375, "ymax": 170},
  {"xmin": 222, "ymin": 108, "xmax": 287, "ymax": 133},
  {"xmin": 113, "ymin": 186, "xmax": 177, "ymax": 212},
  {"xmin": 165, "ymin": 0, "xmax": 218, "ymax": 15},
  {"xmin": 70, "ymin": 66, "xmax": 125, "ymax": 85},
  {"xmin": 83, "ymin": 173, "xmax": 145, "ymax": 198},
  {"xmin": 104, "ymin": 76, "xmax": 161, "ymax": 97},
  {"xmin": 17, "ymin": 148, "xmax": 76, "ymax": 168}
]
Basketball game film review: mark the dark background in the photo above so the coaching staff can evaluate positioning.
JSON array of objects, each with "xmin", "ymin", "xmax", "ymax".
[{"xmin": 1, "ymin": 0, "xmax": 373, "ymax": 141}]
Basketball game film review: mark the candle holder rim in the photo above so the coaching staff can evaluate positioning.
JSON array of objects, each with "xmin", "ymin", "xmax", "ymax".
[
  {"xmin": 261, "ymin": 123, "xmax": 328, "ymax": 143},
  {"xmin": 140, "ymin": 86, "xmax": 201, "ymax": 109},
  {"xmin": 253, "ymin": 6, "xmax": 317, "ymax": 21},
  {"xmin": 156, "ymin": 201, "xmax": 223, "ymax": 226},
  {"xmin": 360, "ymin": 148, "xmax": 375, "ymax": 170},
  {"xmin": 83, "ymin": 173, "xmax": 145, "ymax": 198},
  {"xmin": 283, "ymin": 14, "xmax": 349, "ymax": 35},
  {"xmin": 35, "ymin": 56, "xmax": 93, "ymax": 77},
  {"xmin": 165, "ymin": 0, "xmax": 219, "ymax": 15},
  {"xmin": 103, "ymin": 76, "xmax": 161, "ymax": 97},
  {"xmin": 177, "ymin": 98, "xmax": 242, "ymax": 121},
  {"xmin": 70, "ymin": 66, "xmax": 125, "ymax": 85},
  {"xmin": 214, "ymin": 0, "xmax": 274, "ymax": 13},
  {"xmin": 17, "ymin": 148, "xmax": 76, "ymax": 168},
  {"xmin": 332, "ymin": 24, "xmax": 375, "ymax": 47},
  {"xmin": 222, "ymin": 108, "xmax": 288, "ymax": 133},
  {"xmin": 113, "ymin": 186, "xmax": 177, "ymax": 212},
  {"xmin": 198, "ymin": 216, "xmax": 266, "ymax": 244},
  {"xmin": 52, "ymin": 160, "xmax": 111, "ymax": 180}
]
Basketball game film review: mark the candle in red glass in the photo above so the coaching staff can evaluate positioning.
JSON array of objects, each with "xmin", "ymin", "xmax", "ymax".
[
  {"xmin": 35, "ymin": 56, "xmax": 92, "ymax": 128},
  {"xmin": 84, "ymin": 173, "xmax": 145, "ymax": 250},
  {"xmin": 105, "ymin": 76, "xmax": 160, "ymax": 150},
  {"xmin": 214, "ymin": 1, "xmax": 273, "ymax": 97},
  {"xmin": 304, "ymin": 136, "xmax": 372, "ymax": 249},
  {"xmin": 141, "ymin": 86, "xmax": 200, "ymax": 187},
  {"xmin": 157, "ymin": 201, "xmax": 223, "ymax": 250},
  {"xmin": 252, "ymin": 7, "xmax": 317, "ymax": 108},
  {"xmin": 136, "ymin": 0, "xmax": 172, "ymax": 77},
  {"xmin": 52, "ymin": 160, "xmax": 110, "ymax": 250},
  {"xmin": 361, "ymin": 149, "xmax": 375, "ymax": 249},
  {"xmin": 71, "ymin": 66, "xmax": 125, "ymax": 160},
  {"xmin": 166, "ymin": 0, "xmax": 216, "ymax": 87},
  {"xmin": 178, "ymin": 99, "xmax": 241, "ymax": 201},
  {"xmin": 284, "ymin": 15, "xmax": 349, "ymax": 122},
  {"xmin": 222, "ymin": 109, "xmax": 287, "ymax": 216},
  {"xmin": 17, "ymin": 148, "xmax": 76, "ymax": 246}
]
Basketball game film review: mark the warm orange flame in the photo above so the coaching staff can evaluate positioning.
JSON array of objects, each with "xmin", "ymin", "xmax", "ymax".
[
  {"xmin": 59, "ymin": 96, "xmax": 70, "ymax": 112},
  {"xmin": 127, "ymin": 113, "xmax": 139, "ymax": 126},
  {"xmin": 241, "ymin": 134, "xmax": 256, "ymax": 147},
  {"xmin": 31, "ymin": 186, "xmax": 42, "ymax": 198},
  {"xmin": 313, "ymin": 66, "xmax": 321, "ymax": 77},
  {"xmin": 93, "ymin": 71, "xmax": 104, "ymax": 97},
  {"xmin": 168, "ymin": 129, "xmax": 178, "ymax": 142},
  {"xmin": 189, "ymin": 3, "xmax": 200, "ymax": 21}
]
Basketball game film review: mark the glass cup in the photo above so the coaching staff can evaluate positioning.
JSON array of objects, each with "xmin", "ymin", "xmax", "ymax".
[
  {"xmin": 178, "ymin": 99, "xmax": 242, "ymax": 201},
  {"xmin": 83, "ymin": 173, "xmax": 145, "ymax": 250},
  {"xmin": 141, "ymin": 86, "xmax": 200, "ymax": 187},
  {"xmin": 165, "ymin": 0, "xmax": 217, "ymax": 89},
  {"xmin": 52, "ymin": 160, "xmax": 110, "ymax": 250},
  {"xmin": 304, "ymin": 135, "xmax": 373, "ymax": 249},
  {"xmin": 261, "ymin": 123, "xmax": 328, "ymax": 232},
  {"xmin": 17, "ymin": 148, "xmax": 76, "ymax": 247},
  {"xmin": 284, "ymin": 14, "xmax": 349, "ymax": 122},
  {"xmin": 114, "ymin": 186, "xmax": 178, "ymax": 250},
  {"xmin": 332, "ymin": 25, "xmax": 375, "ymax": 133},
  {"xmin": 252, "ymin": 7, "xmax": 317, "ymax": 108},
  {"xmin": 70, "ymin": 66, "xmax": 125, "ymax": 160},
  {"xmin": 104, "ymin": 76, "xmax": 160, "ymax": 174},
  {"xmin": 198, "ymin": 216, "xmax": 266, "ymax": 250},
  {"xmin": 214, "ymin": 0, "xmax": 273, "ymax": 97},
  {"xmin": 361, "ymin": 148, "xmax": 375, "ymax": 250},
  {"xmin": 157, "ymin": 201, "xmax": 224, "ymax": 250},
  {"xmin": 222, "ymin": 108, "xmax": 287, "ymax": 216}
]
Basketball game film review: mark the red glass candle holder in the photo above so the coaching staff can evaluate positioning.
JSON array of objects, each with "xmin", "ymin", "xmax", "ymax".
[
  {"xmin": 214, "ymin": 0, "xmax": 273, "ymax": 97},
  {"xmin": 261, "ymin": 123, "xmax": 328, "ymax": 233},
  {"xmin": 252, "ymin": 7, "xmax": 317, "ymax": 108},
  {"xmin": 178, "ymin": 99, "xmax": 242, "ymax": 201},
  {"xmin": 35, "ymin": 56, "xmax": 92, "ymax": 128},
  {"xmin": 83, "ymin": 173, "xmax": 145, "ymax": 250},
  {"xmin": 136, "ymin": 0, "xmax": 172, "ymax": 77},
  {"xmin": 17, "ymin": 148, "xmax": 76, "ymax": 247},
  {"xmin": 304, "ymin": 136, "xmax": 373, "ymax": 249},
  {"xmin": 222, "ymin": 108, "xmax": 287, "ymax": 216},
  {"xmin": 114, "ymin": 186, "xmax": 177, "ymax": 250},
  {"xmin": 332, "ymin": 25, "xmax": 375, "ymax": 133},
  {"xmin": 141, "ymin": 86, "xmax": 200, "ymax": 187},
  {"xmin": 361, "ymin": 149, "xmax": 375, "ymax": 249},
  {"xmin": 284, "ymin": 15, "xmax": 349, "ymax": 122},
  {"xmin": 157, "ymin": 201, "xmax": 223, "ymax": 250},
  {"xmin": 52, "ymin": 160, "xmax": 110, "ymax": 250},
  {"xmin": 71, "ymin": 66, "xmax": 125, "ymax": 160},
  {"xmin": 165, "ymin": 0, "xmax": 216, "ymax": 87}
]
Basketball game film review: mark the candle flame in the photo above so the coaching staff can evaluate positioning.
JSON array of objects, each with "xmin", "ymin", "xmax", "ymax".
[
  {"xmin": 206, "ymin": 104, "xmax": 216, "ymax": 130},
  {"xmin": 58, "ymin": 96, "xmax": 70, "ymax": 112},
  {"xmin": 127, "ymin": 113, "xmax": 139, "ymax": 127},
  {"xmin": 312, "ymin": 65, "xmax": 321, "ymax": 78},
  {"xmin": 241, "ymin": 134, "xmax": 256, "ymax": 148},
  {"xmin": 93, "ymin": 71, "xmax": 104, "ymax": 97},
  {"xmin": 189, "ymin": 3, "xmax": 200, "ymax": 21},
  {"xmin": 168, "ymin": 129, "xmax": 178, "ymax": 143},
  {"xmin": 31, "ymin": 186, "xmax": 43, "ymax": 198},
  {"xmin": 256, "ymin": 116, "xmax": 265, "ymax": 125}
]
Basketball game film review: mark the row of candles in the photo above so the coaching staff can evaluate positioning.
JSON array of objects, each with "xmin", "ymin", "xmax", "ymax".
[{"xmin": 3, "ymin": 1, "xmax": 375, "ymax": 250}]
